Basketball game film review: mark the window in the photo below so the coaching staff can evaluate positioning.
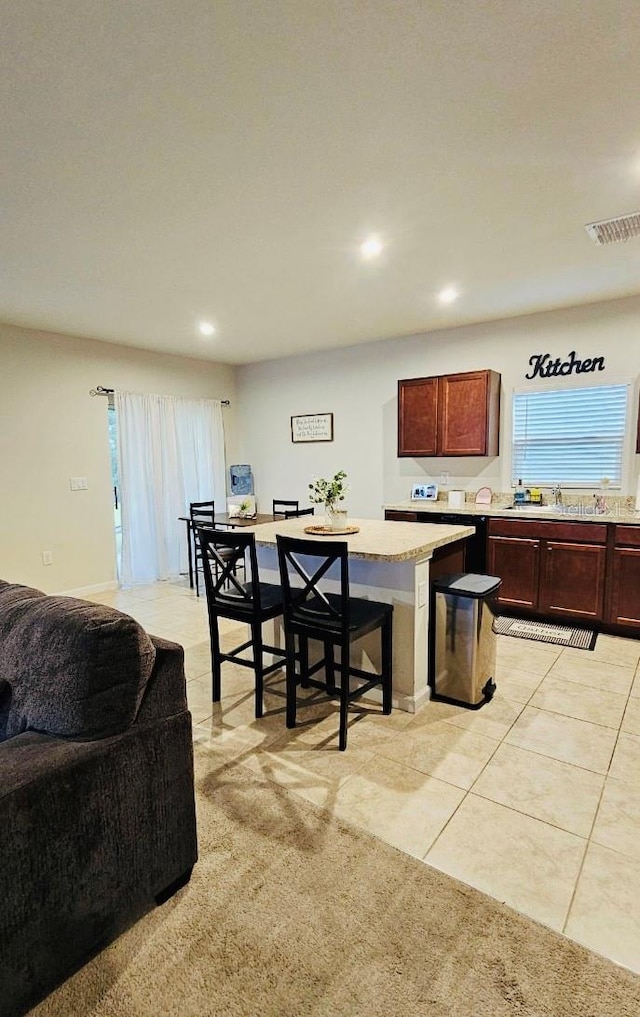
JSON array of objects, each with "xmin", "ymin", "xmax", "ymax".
[{"xmin": 512, "ymin": 383, "xmax": 628, "ymax": 488}]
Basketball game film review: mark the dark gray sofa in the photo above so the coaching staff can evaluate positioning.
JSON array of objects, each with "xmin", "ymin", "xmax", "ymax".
[{"xmin": 0, "ymin": 580, "xmax": 198, "ymax": 1017}]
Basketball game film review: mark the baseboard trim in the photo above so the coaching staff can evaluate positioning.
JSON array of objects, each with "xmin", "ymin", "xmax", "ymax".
[
  {"xmin": 365, "ymin": 685, "xmax": 431, "ymax": 715},
  {"xmin": 396, "ymin": 686, "xmax": 431, "ymax": 714},
  {"xmin": 57, "ymin": 580, "xmax": 119, "ymax": 597}
]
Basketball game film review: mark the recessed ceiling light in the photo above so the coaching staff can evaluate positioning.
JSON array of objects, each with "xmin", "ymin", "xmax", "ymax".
[
  {"xmin": 360, "ymin": 236, "xmax": 383, "ymax": 259},
  {"xmin": 438, "ymin": 286, "xmax": 459, "ymax": 305},
  {"xmin": 198, "ymin": 321, "xmax": 216, "ymax": 336}
]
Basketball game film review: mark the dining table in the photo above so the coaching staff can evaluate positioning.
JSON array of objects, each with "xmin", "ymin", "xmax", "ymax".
[{"xmin": 179, "ymin": 513, "xmax": 275, "ymax": 589}]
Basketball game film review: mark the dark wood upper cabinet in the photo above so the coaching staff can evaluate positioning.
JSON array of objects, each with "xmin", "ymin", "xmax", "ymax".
[
  {"xmin": 438, "ymin": 370, "xmax": 501, "ymax": 456},
  {"xmin": 398, "ymin": 370, "xmax": 500, "ymax": 457},
  {"xmin": 397, "ymin": 376, "xmax": 438, "ymax": 456}
]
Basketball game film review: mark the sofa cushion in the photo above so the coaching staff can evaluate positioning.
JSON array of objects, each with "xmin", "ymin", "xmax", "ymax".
[{"xmin": 0, "ymin": 581, "xmax": 156, "ymax": 740}]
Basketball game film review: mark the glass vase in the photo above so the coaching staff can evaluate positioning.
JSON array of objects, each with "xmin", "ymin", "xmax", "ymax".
[{"xmin": 325, "ymin": 505, "xmax": 347, "ymax": 530}]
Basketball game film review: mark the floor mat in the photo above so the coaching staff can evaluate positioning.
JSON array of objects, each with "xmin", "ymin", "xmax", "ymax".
[{"xmin": 493, "ymin": 615, "xmax": 597, "ymax": 650}]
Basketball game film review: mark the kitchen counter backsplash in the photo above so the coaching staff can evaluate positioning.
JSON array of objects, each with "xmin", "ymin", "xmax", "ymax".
[{"xmin": 385, "ymin": 492, "xmax": 640, "ymax": 522}]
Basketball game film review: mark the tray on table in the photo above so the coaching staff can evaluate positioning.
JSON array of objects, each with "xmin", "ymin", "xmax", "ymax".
[{"xmin": 303, "ymin": 524, "xmax": 360, "ymax": 536}]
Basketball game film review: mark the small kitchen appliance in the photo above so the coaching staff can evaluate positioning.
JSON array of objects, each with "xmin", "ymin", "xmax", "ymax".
[{"xmin": 411, "ymin": 483, "xmax": 438, "ymax": 500}]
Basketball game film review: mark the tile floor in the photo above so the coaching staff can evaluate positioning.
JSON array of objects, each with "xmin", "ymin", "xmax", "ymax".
[{"xmin": 87, "ymin": 579, "xmax": 640, "ymax": 975}]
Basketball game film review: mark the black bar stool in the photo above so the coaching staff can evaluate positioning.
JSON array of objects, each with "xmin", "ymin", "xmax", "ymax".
[
  {"xmin": 196, "ymin": 526, "xmax": 286, "ymax": 718},
  {"xmin": 276, "ymin": 534, "xmax": 393, "ymax": 750}
]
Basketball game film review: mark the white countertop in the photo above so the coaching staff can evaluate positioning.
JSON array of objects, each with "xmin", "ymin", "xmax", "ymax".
[
  {"xmin": 384, "ymin": 500, "xmax": 640, "ymax": 525},
  {"xmin": 245, "ymin": 517, "xmax": 475, "ymax": 562}
]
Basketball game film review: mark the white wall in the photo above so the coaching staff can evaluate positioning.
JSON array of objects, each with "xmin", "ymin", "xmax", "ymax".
[
  {"xmin": 1, "ymin": 324, "xmax": 238, "ymax": 593},
  {"xmin": 4, "ymin": 295, "xmax": 637, "ymax": 594},
  {"xmin": 237, "ymin": 295, "xmax": 640, "ymax": 517}
]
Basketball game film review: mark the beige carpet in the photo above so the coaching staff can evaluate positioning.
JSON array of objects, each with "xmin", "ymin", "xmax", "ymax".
[{"xmin": 32, "ymin": 747, "xmax": 640, "ymax": 1017}]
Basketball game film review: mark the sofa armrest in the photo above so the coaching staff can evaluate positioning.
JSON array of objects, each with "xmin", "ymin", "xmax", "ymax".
[
  {"xmin": 135, "ymin": 635, "xmax": 188, "ymax": 724},
  {"xmin": 1, "ymin": 718, "xmax": 197, "ymax": 1016},
  {"xmin": 0, "ymin": 723, "xmax": 196, "ymax": 906},
  {"xmin": 0, "ymin": 730, "xmax": 87, "ymax": 799}
]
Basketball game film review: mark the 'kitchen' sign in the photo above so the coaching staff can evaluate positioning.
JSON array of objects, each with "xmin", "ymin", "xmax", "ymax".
[{"xmin": 525, "ymin": 351, "xmax": 605, "ymax": 380}]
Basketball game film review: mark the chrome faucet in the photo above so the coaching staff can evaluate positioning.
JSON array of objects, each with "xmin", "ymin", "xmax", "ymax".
[{"xmin": 552, "ymin": 484, "xmax": 562, "ymax": 506}]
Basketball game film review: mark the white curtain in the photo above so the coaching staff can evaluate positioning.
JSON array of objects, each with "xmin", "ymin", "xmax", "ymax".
[{"xmin": 115, "ymin": 390, "xmax": 226, "ymax": 586}]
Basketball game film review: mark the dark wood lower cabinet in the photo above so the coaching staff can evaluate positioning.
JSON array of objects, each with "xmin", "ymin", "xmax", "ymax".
[
  {"xmin": 385, "ymin": 511, "xmax": 640, "ymax": 635},
  {"xmin": 539, "ymin": 541, "xmax": 606, "ymax": 621},
  {"xmin": 487, "ymin": 536, "xmax": 540, "ymax": 610},
  {"xmin": 609, "ymin": 546, "xmax": 640, "ymax": 629},
  {"xmin": 487, "ymin": 518, "xmax": 607, "ymax": 624}
]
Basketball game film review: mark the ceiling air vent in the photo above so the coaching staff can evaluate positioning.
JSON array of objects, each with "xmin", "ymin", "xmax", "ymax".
[{"xmin": 585, "ymin": 212, "xmax": 640, "ymax": 245}]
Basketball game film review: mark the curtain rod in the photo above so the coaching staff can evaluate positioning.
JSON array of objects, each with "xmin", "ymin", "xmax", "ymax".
[{"xmin": 89, "ymin": 385, "xmax": 230, "ymax": 405}]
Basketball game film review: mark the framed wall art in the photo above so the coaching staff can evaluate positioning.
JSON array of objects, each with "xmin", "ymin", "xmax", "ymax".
[{"xmin": 291, "ymin": 413, "xmax": 334, "ymax": 443}]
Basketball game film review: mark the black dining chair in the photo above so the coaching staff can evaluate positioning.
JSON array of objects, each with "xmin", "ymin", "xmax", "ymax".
[
  {"xmin": 276, "ymin": 534, "xmax": 393, "ymax": 750},
  {"xmin": 284, "ymin": 507, "xmax": 315, "ymax": 519},
  {"xmin": 190, "ymin": 501, "xmax": 244, "ymax": 597},
  {"xmin": 195, "ymin": 526, "xmax": 287, "ymax": 718},
  {"xmin": 189, "ymin": 501, "xmax": 216, "ymax": 597},
  {"xmin": 273, "ymin": 499, "xmax": 299, "ymax": 516}
]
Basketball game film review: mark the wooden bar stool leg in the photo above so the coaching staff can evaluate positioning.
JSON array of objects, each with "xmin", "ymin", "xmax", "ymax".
[
  {"xmin": 187, "ymin": 520, "xmax": 194, "ymax": 589},
  {"xmin": 324, "ymin": 640, "xmax": 335, "ymax": 692},
  {"xmin": 285, "ymin": 632, "xmax": 298, "ymax": 729},
  {"xmin": 299, "ymin": 635, "xmax": 310, "ymax": 689},
  {"xmin": 382, "ymin": 614, "xmax": 393, "ymax": 714},
  {"xmin": 210, "ymin": 616, "xmax": 222, "ymax": 702},
  {"xmin": 194, "ymin": 538, "xmax": 201, "ymax": 597},
  {"xmin": 339, "ymin": 646, "xmax": 350, "ymax": 751},
  {"xmin": 252, "ymin": 619, "xmax": 264, "ymax": 719}
]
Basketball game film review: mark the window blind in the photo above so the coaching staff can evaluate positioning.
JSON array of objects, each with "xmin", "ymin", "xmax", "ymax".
[{"xmin": 512, "ymin": 383, "xmax": 628, "ymax": 487}]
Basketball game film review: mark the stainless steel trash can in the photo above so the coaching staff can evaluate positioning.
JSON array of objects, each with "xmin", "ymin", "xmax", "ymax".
[{"xmin": 430, "ymin": 573, "xmax": 502, "ymax": 709}]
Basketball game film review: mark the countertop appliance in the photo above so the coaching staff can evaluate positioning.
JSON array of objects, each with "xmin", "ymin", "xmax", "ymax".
[{"xmin": 411, "ymin": 483, "xmax": 438, "ymax": 500}]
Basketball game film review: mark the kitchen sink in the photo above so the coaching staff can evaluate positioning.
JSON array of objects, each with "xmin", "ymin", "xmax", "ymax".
[
  {"xmin": 505, "ymin": 504, "xmax": 549, "ymax": 511},
  {"xmin": 504, "ymin": 506, "xmax": 586, "ymax": 516}
]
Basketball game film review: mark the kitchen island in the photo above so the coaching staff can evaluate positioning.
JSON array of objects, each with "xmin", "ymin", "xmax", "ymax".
[{"xmin": 244, "ymin": 516, "xmax": 474, "ymax": 712}]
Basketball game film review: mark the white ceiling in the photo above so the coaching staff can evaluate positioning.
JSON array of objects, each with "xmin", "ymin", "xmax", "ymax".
[{"xmin": 3, "ymin": 1, "xmax": 640, "ymax": 365}]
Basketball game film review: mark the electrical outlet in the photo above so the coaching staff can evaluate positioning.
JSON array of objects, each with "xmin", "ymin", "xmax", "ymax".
[
  {"xmin": 42, "ymin": 550, "xmax": 53, "ymax": 566},
  {"xmin": 70, "ymin": 477, "xmax": 88, "ymax": 491},
  {"xmin": 418, "ymin": 580, "xmax": 427, "ymax": 607}
]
